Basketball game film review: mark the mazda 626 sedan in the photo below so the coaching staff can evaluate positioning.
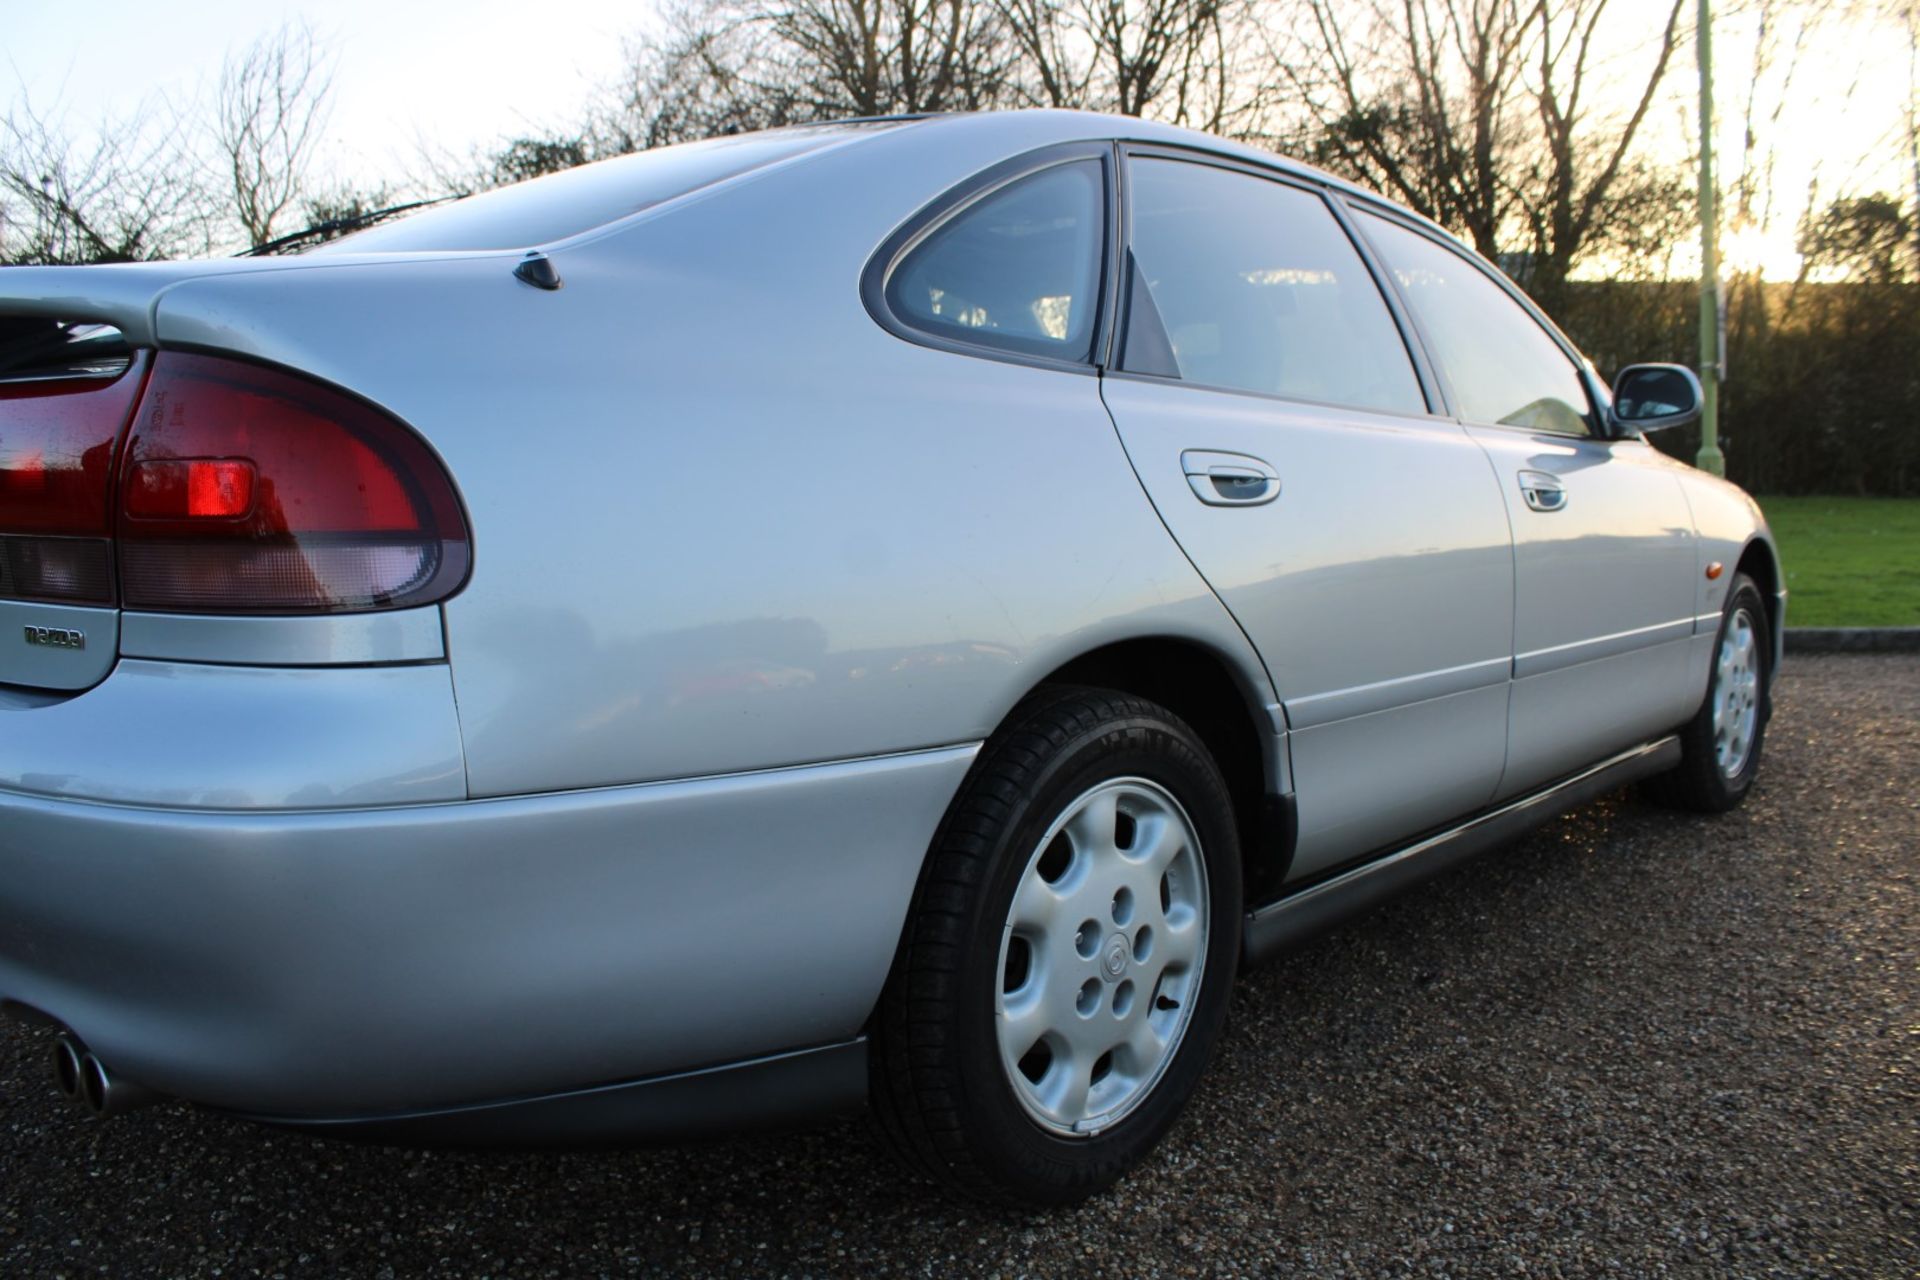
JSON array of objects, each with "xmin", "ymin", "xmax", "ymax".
[{"xmin": 0, "ymin": 110, "xmax": 1778, "ymax": 1204}]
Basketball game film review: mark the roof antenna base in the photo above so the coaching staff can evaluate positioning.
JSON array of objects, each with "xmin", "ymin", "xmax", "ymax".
[{"xmin": 514, "ymin": 252, "xmax": 562, "ymax": 291}]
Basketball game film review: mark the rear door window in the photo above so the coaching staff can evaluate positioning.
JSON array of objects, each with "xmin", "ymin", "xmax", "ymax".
[
  {"xmin": 884, "ymin": 160, "xmax": 1106, "ymax": 364},
  {"xmin": 1357, "ymin": 212, "xmax": 1594, "ymax": 435},
  {"xmin": 1121, "ymin": 157, "xmax": 1427, "ymax": 416}
]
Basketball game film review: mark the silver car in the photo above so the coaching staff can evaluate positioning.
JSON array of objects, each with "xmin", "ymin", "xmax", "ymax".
[{"xmin": 0, "ymin": 110, "xmax": 1779, "ymax": 1204}]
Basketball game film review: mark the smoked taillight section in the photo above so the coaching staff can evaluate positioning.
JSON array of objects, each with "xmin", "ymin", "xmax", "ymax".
[
  {"xmin": 0, "ymin": 355, "xmax": 149, "ymax": 605},
  {"xmin": 117, "ymin": 354, "xmax": 470, "ymax": 613}
]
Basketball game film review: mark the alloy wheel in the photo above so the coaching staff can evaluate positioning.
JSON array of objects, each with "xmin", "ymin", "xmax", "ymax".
[
  {"xmin": 1713, "ymin": 607, "xmax": 1761, "ymax": 778},
  {"xmin": 994, "ymin": 777, "xmax": 1210, "ymax": 1137}
]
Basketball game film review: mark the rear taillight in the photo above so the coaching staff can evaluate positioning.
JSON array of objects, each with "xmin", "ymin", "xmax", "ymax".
[
  {"xmin": 0, "ymin": 355, "xmax": 149, "ymax": 605},
  {"xmin": 115, "ymin": 353, "xmax": 469, "ymax": 613}
]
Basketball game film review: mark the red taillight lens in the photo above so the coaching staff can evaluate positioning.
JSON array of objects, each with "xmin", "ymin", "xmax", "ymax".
[
  {"xmin": 117, "ymin": 353, "xmax": 469, "ymax": 613},
  {"xmin": 0, "ymin": 356, "xmax": 149, "ymax": 605},
  {"xmin": 125, "ymin": 459, "xmax": 257, "ymax": 519}
]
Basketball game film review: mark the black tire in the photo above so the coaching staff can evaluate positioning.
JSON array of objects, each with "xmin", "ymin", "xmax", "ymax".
[
  {"xmin": 1646, "ymin": 571, "xmax": 1772, "ymax": 813},
  {"xmin": 869, "ymin": 686, "xmax": 1242, "ymax": 1205}
]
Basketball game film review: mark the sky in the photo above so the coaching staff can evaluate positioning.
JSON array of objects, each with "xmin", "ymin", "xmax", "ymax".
[
  {"xmin": 5, "ymin": 0, "xmax": 643, "ymax": 188},
  {"xmin": 5, "ymin": 0, "xmax": 1915, "ymax": 279}
]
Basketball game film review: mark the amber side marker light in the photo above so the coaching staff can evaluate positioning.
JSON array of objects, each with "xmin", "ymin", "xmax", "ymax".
[{"xmin": 1705, "ymin": 561, "xmax": 1725, "ymax": 580}]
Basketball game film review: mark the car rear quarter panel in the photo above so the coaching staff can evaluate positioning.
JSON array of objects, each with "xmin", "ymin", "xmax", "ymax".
[{"xmin": 153, "ymin": 124, "xmax": 1271, "ymax": 798}]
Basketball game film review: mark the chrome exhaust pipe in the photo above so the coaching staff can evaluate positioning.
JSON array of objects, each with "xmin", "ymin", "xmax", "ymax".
[
  {"xmin": 51, "ymin": 1034, "xmax": 85, "ymax": 1103},
  {"xmin": 76, "ymin": 1049, "xmax": 161, "ymax": 1117}
]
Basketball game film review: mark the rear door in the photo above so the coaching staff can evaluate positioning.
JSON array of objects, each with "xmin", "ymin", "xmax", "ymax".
[
  {"xmin": 1099, "ymin": 151, "xmax": 1516, "ymax": 880},
  {"xmin": 0, "ymin": 319, "xmax": 139, "ymax": 692},
  {"xmin": 1351, "ymin": 210, "xmax": 1699, "ymax": 797}
]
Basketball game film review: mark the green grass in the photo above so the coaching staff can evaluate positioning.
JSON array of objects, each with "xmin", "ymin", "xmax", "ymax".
[{"xmin": 1759, "ymin": 497, "xmax": 1920, "ymax": 627}]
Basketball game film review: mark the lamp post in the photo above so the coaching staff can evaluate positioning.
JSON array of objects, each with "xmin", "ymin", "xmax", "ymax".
[{"xmin": 1695, "ymin": 0, "xmax": 1725, "ymax": 476}]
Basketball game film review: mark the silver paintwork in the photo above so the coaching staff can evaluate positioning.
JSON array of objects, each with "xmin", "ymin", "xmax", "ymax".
[
  {"xmin": 1103, "ymin": 376, "xmax": 1515, "ymax": 876},
  {"xmin": 0, "ymin": 250, "xmax": 514, "ymax": 346},
  {"xmin": 1679, "ymin": 468, "xmax": 1787, "ymax": 666},
  {"xmin": 0, "ymin": 110, "xmax": 1781, "ymax": 1125},
  {"xmin": 145, "ymin": 122, "xmax": 1274, "ymax": 801},
  {"xmin": 1714, "ymin": 609, "xmax": 1762, "ymax": 776},
  {"xmin": 0, "ymin": 744, "xmax": 976, "ymax": 1114},
  {"xmin": 118, "ymin": 606, "xmax": 445, "ymax": 666},
  {"xmin": 0, "ymin": 601, "xmax": 117, "ymax": 690},
  {"xmin": 0, "ymin": 658, "xmax": 465, "ymax": 808},
  {"xmin": 1466, "ymin": 430, "xmax": 1702, "ymax": 800},
  {"xmin": 996, "ymin": 778, "xmax": 1207, "ymax": 1136}
]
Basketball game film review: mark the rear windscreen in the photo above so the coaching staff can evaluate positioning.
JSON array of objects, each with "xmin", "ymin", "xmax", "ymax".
[{"xmin": 316, "ymin": 123, "xmax": 904, "ymax": 254}]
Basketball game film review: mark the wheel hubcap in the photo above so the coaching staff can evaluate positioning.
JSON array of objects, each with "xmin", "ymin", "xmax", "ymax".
[
  {"xmin": 995, "ymin": 777, "xmax": 1209, "ymax": 1137},
  {"xmin": 1713, "ymin": 608, "xmax": 1761, "ymax": 778}
]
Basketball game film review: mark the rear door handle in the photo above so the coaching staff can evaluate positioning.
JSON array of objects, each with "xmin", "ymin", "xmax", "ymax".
[
  {"xmin": 1180, "ymin": 450, "xmax": 1279, "ymax": 507},
  {"xmin": 1517, "ymin": 470, "xmax": 1567, "ymax": 513}
]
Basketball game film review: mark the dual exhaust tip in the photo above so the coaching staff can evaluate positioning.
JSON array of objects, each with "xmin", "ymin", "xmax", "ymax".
[{"xmin": 51, "ymin": 1033, "xmax": 159, "ymax": 1118}]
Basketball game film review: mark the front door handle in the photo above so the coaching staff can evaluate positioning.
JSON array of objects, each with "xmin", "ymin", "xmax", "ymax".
[
  {"xmin": 1517, "ymin": 470, "xmax": 1568, "ymax": 513},
  {"xmin": 1181, "ymin": 449, "xmax": 1279, "ymax": 507}
]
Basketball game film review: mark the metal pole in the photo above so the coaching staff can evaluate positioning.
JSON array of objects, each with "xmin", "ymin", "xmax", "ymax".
[
  {"xmin": 1695, "ymin": 0, "xmax": 1724, "ymax": 475},
  {"xmin": 1908, "ymin": 4, "xmax": 1918, "ymax": 274}
]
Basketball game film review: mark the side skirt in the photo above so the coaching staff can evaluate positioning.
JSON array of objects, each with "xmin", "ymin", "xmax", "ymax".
[
  {"xmin": 1242, "ymin": 736, "xmax": 1680, "ymax": 967},
  {"xmin": 246, "ymin": 1039, "xmax": 870, "ymax": 1147}
]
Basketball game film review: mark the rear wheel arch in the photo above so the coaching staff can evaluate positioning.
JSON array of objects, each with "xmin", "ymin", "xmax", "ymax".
[
  {"xmin": 1026, "ymin": 637, "xmax": 1286, "ymax": 904},
  {"xmin": 869, "ymin": 684, "xmax": 1244, "ymax": 1201},
  {"xmin": 867, "ymin": 635, "xmax": 1283, "ymax": 1041}
]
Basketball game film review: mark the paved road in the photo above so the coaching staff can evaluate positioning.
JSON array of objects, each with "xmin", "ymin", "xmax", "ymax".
[{"xmin": 3, "ymin": 655, "xmax": 1914, "ymax": 1278}]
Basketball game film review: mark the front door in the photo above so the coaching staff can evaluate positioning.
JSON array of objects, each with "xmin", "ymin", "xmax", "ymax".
[{"xmin": 1353, "ymin": 210, "xmax": 1699, "ymax": 797}]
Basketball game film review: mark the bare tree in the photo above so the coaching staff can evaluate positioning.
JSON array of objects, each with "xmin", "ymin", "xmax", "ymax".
[
  {"xmin": 996, "ymin": 0, "xmax": 1253, "ymax": 129},
  {"xmin": 995, "ymin": 0, "xmax": 1097, "ymax": 107},
  {"xmin": 214, "ymin": 23, "xmax": 335, "ymax": 249},
  {"xmin": 0, "ymin": 94, "xmax": 214, "ymax": 265},
  {"xmin": 615, "ymin": 4, "xmax": 809, "ymax": 146},
  {"xmin": 1797, "ymin": 192, "xmax": 1916, "ymax": 281},
  {"xmin": 616, "ymin": 0, "xmax": 1017, "ymax": 146},
  {"xmin": 1265, "ymin": 0, "xmax": 1687, "ymax": 303},
  {"xmin": 770, "ymin": 0, "xmax": 1015, "ymax": 114},
  {"xmin": 616, "ymin": 0, "xmax": 1263, "ymax": 150}
]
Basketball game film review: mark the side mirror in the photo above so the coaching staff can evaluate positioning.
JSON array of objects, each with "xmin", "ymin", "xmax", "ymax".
[{"xmin": 1610, "ymin": 363, "xmax": 1703, "ymax": 435}]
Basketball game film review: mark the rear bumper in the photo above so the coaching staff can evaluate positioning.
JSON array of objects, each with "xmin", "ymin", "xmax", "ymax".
[
  {"xmin": 259, "ymin": 1040, "xmax": 872, "ymax": 1145},
  {"xmin": 0, "ymin": 744, "xmax": 975, "ymax": 1120}
]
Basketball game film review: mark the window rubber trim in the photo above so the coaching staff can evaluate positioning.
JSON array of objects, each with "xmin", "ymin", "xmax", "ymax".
[
  {"xmin": 1108, "ymin": 142, "xmax": 1452, "ymax": 421},
  {"xmin": 1338, "ymin": 198, "xmax": 1608, "ymax": 439},
  {"xmin": 859, "ymin": 141, "xmax": 1120, "ymax": 376}
]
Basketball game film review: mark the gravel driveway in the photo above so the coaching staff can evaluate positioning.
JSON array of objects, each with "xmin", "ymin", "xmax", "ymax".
[{"xmin": 3, "ymin": 654, "xmax": 1914, "ymax": 1278}]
